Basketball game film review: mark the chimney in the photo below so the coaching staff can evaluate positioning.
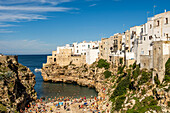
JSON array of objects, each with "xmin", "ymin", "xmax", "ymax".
[{"xmin": 165, "ymin": 9, "xmax": 167, "ymax": 13}]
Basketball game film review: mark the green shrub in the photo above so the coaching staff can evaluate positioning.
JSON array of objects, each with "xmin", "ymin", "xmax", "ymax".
[
  {"xmin": 97, "ymin": 59, "xmax": 110, "ymax": 69},
  {"xmin": 132, "ymin": 62, "xmax": 136, "ymax": 69},
  {"xmin": 132, "ymin": 65, "xmax": 140, "ymax": 80},
  {"xmin": 149, "ymin": 99, "xmax": 158, "ymax": 106},
  {"xmin": 0, "ymin": 104, "xmax": 7, "ymax": 112},
  {"xmin": 164, "ymin": 75, "xmax": 170, "ymax": 83},
  {"xmin": 110, "ymin": 75, "xmax": 130, "ymax": 100},
  {"xmin": 127, "ymin": 96, "xmax": 161, "ymax": 113},
  {"xmin": 154, "ymin": 75, "xmax": 160, "ymax": 86},
  {"xmin": 119, "ymin": 58, "xmax": 123, "ymax": 64},
  {"xmin": 127, "ymin": 69, "xmax": 131, "ymax": 76},
  {"xmin": 142, "ymin": 88, "xmax": 146, "ymax": 95},
  {"xmin": 165, "ymin": 58, "xmax": 170, "ymax": 76},
  {"xmin": 138, "ymin": 71, "xmax": 151, "ymax": 85},
  {"xmin": 116, "ymin": 74, "xmax": 123, "ymax": 83},
  {"xmin": 168, "ymin": 101, "xmax": 170, "ymax": 107},
  {"xmin": 104, "ymin": 70, "xmax": 112, "ymax": 78},
  {"xmin": 115, "ymin": 95, "xmax": 126, "ymax": 111},
  {"xmin": 117, "ymin": 65, "xmax": 125, "ymax": 74}
]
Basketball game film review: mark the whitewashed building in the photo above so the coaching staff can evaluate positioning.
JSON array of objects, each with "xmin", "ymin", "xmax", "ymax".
[
  {"xmin": 86, "ymin": 47, "xmax": 100, "ymax": 65},
  {"xmin": 130, "ymin": 26, "xmax": 142, "ymax": 64},
  {"xmin": 73, "ymin": 41, "xmax": 100, "ymax": 55}
]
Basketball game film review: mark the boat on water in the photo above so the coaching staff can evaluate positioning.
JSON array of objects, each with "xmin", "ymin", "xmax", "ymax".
[{"xmin": 35, "ymin": 68, "xmax": 41, "ymax": 72}]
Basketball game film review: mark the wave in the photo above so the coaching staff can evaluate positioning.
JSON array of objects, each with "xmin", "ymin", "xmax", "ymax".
[{"xmin": 34, "ymin": 68, "xmax": 41, "ymax": 72}]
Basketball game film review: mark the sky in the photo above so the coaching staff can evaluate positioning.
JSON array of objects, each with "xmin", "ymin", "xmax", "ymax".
[{"xmin": 0, "ymin": 0, "xmax": 170, "ymax": 55}]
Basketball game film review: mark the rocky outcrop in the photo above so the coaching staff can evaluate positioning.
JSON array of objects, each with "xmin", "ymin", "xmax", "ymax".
[
  {"xmin": 42, "ymin": 63, "xmax": 106, "ymax": 93},
  {"xmin": 42, "ymin": 61, "xmax": 170, "ymax": 113},
  {"xmin": 42, "ymin": 63, "xmax": 113, "ymax": 111},
  {"xmin": 0, "ymin": 55, "xmax": 37, "ymax": 112}
]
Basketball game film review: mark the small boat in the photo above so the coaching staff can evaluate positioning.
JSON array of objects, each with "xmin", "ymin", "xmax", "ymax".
[{"xmin": 35, "ymin": 68, "xmax": 41, "ymax": 72}]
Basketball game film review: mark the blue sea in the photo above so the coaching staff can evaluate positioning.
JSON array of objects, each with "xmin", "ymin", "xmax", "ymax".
[{"xmin": 18, "ymin": 55, "xmax": 97, "ymax": 98}]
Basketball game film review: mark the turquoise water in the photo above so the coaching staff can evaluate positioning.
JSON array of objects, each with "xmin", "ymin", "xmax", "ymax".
[{"xmin": 18, "ymin": 55, "xmax": 97, "ymax": 98}]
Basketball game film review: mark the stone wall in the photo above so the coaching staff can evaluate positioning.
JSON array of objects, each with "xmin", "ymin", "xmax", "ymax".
[
  {"xmin": 153, "ymin": 41, "xmax": 170, "ymax": 83},
  {"xmin": 140, "ymin": 55, "xmax": 152, "ymax": 70},
  {"xmin": 45, "ymin": 48, "xmax": 86, "ymax": 67}
]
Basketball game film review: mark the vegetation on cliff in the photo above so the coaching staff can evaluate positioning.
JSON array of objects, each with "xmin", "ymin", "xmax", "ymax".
[
  {"xmin": 107, "ymin": 60, "xmax": 170, "ymax": 113},
  {"xmin": 97, "ymin": 59, "xmax": 110, "ymax": 69},
  {"xmin": 164, "ymin": 58, "xmax": 170, "ymax": 83},
  {"xmin": 41, "ymin": 58, "xmax": 170, "ymax": 113}
]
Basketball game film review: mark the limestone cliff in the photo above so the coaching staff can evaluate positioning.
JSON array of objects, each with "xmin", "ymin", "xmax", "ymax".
[
  {"xmin": 0, "ymin": 56, "xmax": 37, "ymax": 112},
  {"xmin": 42, "ymin": 60, "xmax": 113, "ymax": 111},
  {"xmin": 42, "ymin": 59, "xmax": 170, "ymax": 113},
  {"xmin": 42, "ymin": 62, "xmax": 108, "ymax": 93}
]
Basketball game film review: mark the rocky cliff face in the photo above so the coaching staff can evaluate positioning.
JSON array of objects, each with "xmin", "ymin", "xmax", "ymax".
[
  {"xmin": 42, "ymin": 62, "xmax": 113, "ymax": 111},
  {"xmin": 42, "ymin": 59, "xmax": 170, "ymax": 113},
  {"xmin": 0, "ymin": 56, "xmax": 37, "ymax": 112},
  {"xmin": 42, "ymin": 63, "xmax": 108, "ymax": 92}
]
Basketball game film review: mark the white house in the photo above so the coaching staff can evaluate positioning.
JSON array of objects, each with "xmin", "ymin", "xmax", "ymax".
[
  {"xmin": 86, "ymin": 47, "xmax": 99, "ymax": 65},
  {"xmin": 73, "ymin": 41, "xmax": 100, "ymax": 55}
]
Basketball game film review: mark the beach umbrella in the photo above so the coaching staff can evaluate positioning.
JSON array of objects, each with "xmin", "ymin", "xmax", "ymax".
[{"xmin": 84, "ymin": 102, "xmax": 87, "ymax": 105}]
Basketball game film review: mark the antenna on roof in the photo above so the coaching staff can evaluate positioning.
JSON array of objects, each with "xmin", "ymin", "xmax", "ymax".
[
  {"xmin": 123, "ymin": 24, "xmax": 125, "ymax": 32},
  {"xmin": 147, "ymin": 11, "xmax": 150, "ymax": 21},
  {"xmin": 153, "ymin": 5, "xmax": 156, "ymax": 16},
  {"xmin": 165, "ymin": 9, "xmax": 167, "ymax": 13}
]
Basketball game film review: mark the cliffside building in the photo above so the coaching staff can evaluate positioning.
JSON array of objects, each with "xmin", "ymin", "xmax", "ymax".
[{"xmin": 44, "ymin": 41, "xmax": 100, "ymax": 67}]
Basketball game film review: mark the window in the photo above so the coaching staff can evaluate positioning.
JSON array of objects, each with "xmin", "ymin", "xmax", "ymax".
[
  {"xmin": 77, "ymin": 50, "xmax": 79, "ymax": 53},
  {"xmin": 150, "ymin": 24, "xmax": 152, "ymax": 29},
  {"xmin": 166, "ymin": 18, "xmax": 168, "ymax": 24},
  {"xmin": 166, "ymin": 34, "xmax": 169, "ymax": 38},
  {"xmin": 141, "ymin": 28, "xmax": 143, "ymax": 33},
  {"xmin": 88, "ymin": 45, "xmax": 90, "ymax": 48},
  {"xmin": 149, "ymin": 50, "xmax": 151, "ymax": 55},
  {"xmin": 144, "ymin": 37, "xmax": 146, "ymax": 41},
  {"xmin": 149, "ymin": 36, "xmax": 153, "ymax": 40},
  {"xmin": 54, "ymin": 58, "xmax": 56, "ymax": 62},
  {"xmin": 157, "ymin": 20, "xmax": 160, "ymax": 26}
]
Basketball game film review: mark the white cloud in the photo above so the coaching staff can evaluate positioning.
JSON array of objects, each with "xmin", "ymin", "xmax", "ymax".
[
  {"xmin": 0, "ymin": 13, "xmax": 46, "ymax": 22},
  {"xmin": 0, "ymin": 0, "xmax": 75, "ymax": 31},
  {"xmin": 0, "ymin": 39, "xmax": 54, "ymax": 54},
  {"xmin": 0, "ymin": 6, "xmax": 73, "ymax": 12},
  {"xmin": 0, "ymin": 23, "xmax": 17, "ymax": 27},
  {"xmin": 89, "ymin": 4, "xmax": 96, "ymax": 7},
  {"xmin": 0, "ymin": 0, "xmax": 72, "ymax": 5},
  {"xmin": 0, "ymin": 29, "xmax": 14, "ymax": 33}
]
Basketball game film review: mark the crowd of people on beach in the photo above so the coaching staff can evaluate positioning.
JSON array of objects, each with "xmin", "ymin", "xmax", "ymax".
[
  {"xmin": 21, "ymin": 87, "xmax": 110, "ymax": 113},
  {"xmin": 22, "ymin": 95, "xmax": 110, "ymax": 113}
]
